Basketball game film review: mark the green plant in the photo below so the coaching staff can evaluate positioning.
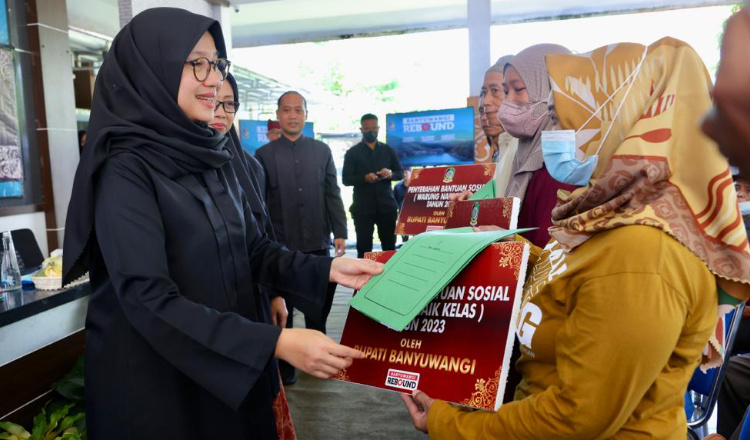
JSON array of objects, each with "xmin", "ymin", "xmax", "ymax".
[
  {"xmin": 28, "ymin": 401, "xmax": 86, "ymax": 440},
  {"xmin": 51, "ymin": 357, "xmax": 84, "ymax": 402},
  {"xmin": 0, "ymin": 357, "xmax": 86, "ymax": 440},
  {"xmin": 0, "ymin": 421, "xmax": 31, "ymax": 439}
]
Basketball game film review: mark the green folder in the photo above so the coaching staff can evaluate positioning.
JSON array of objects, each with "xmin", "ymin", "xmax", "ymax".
[
  {"xmin": 469, "ymin": 180, "xmax": 496, "ymax": 200},
  {"xmin": 349, "ymin": 227, "xmax": 533, "ymax": 331}
]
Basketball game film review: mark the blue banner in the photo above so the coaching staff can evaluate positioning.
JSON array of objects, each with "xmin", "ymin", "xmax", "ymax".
[
  {"xmin": 0, "ymin": 181, "xmax": 22, "ymax": 197},
  {"xmin": 239, "ymin": 120, "xmax": 314, "ymax": 156},
  {"xmin": 385, "ymin": 107, "xmax": 475, "ymax": 167},
  {"xmin": 0, "ymin": 0, "xmax": 8, "ymax": 46}
]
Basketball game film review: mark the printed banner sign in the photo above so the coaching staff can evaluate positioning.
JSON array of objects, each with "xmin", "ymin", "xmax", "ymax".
[
  {"xmin": 0, "ymin": 48, "xmax": 21, "ymax": 198},
  {"xmin": 238, "ymin": 120, "xmax": 314, "ymax": 156},
  {"xmin": 395, "ymin": 164, "xmax": 495, "ymax": 235},
  {"xmin": 445, "ymin": 198, "xmax": 520, "ymax": 230},
  {"xmin": 0, "ymin": 0, "xmax": 8, "ymax": 46},
  {"xmin": 386, "ymin": 107, "xmax": 475, "ymax": 167},
  {"xmin": 337, "ymin": 243, "xmax": 529, "ymax": 410}
]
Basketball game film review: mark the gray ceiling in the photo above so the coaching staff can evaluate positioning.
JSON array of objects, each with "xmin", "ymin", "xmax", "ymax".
[{"xmin": 67, "ymin": 0, "xmax": 120, "ymax": 39}]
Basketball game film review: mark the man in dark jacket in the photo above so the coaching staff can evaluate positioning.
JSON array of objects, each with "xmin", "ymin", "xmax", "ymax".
[
  {"xmin": 343, "ymin": 114, "xmax": 403, "ymax": 258},
  {"xmin": 255, "ymin": 90, "xmax": 347, "ymax": 335}
]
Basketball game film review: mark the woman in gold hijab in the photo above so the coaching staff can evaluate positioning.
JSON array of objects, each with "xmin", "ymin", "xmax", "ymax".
[{"xmin": 402, "ymin": 38, "xmax": 750, "ymax": 440}]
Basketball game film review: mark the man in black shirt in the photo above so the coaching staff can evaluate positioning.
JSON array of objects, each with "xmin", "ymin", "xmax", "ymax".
[
  {"xmin": 343, "ymin": 114, "xmax": 404, "ymax": 258},
  {"xmin": 256, "ymin": 91, "xmax": 348, "ymax": 383}
]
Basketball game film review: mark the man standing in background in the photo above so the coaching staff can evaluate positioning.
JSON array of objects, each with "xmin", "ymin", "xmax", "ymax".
[
  {"xmin": 343, "ymin": 113, "xmax": 403, "ymax": 258},
  {"xmin": 256, "ymin": 91, "xmax": 348, "ymax": 384}
]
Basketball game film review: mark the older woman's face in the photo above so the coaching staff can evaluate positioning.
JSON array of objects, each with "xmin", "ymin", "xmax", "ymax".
[
  {"xmin": 736, "ymin": 178, "xmax": 750, "ymax": 202},
  {"xmin": 480, "ymin": 70, "xmax": 505, "ymax": 137},
  {"xmin": 209, "ymin": 80, "xmax": 235, "ymax": 134},
  {"xmin": 503, "ymin": 65, "xmax": 530, "ymax": 106}
]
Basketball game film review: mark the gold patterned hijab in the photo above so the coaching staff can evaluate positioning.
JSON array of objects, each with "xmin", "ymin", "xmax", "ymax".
[{"xmin": 545, "ymin": 37, "xmax": 750, "ymax": 302}]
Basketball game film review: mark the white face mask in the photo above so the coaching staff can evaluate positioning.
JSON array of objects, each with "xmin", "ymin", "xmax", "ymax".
[
  {"xmin": 541, "ymin": 48, "xmax": 648, "ymax": 186},
  {"xmin": 740, "ymin": 200, "xmax": 750, "ymax": 216}
]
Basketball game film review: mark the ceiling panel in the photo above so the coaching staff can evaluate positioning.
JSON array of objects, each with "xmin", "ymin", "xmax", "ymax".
[
  {"xmin": 227, "ymin": 0, "xmax": 735, "ymax": 47},
  {"xmin": 67, "ymin": 0, "xmax": 120, "ymax": 39},
  {"xmin": 65, "ymin": 0, "xmax": 737, "ymax": 47}
]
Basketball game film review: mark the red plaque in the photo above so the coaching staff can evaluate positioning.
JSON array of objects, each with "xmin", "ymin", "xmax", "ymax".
[
  {"xmin": 395, "ymin": 164, "xmax": 496, "ymax": 236},
  {"xmin": 444, "ymin": 197, "xmax": 520, "ymax": 230},
  {"xmin": 336, "ymin": 242, "xmax": 529, "ymax": 410}
]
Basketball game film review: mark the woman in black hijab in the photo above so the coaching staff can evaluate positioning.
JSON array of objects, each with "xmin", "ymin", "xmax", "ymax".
[
  {"xmin": 211, "ymin": 74, "xmax": 275, "ymax": 251},
  {"xmin": 214, "ymin": 74, "xmax": 289, "ymax": 326},
  {"xmin": 210, "ymin": 73, "xmax": 298, "ymax": 435},
  {"xmin": 62, "ymin": 8, "xmax": 379, "ymax": 440}
]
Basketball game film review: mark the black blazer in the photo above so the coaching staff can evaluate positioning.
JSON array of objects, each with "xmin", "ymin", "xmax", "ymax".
[
  {"xmin": 256, "ymin": 135, "xmax": 348, "ymax": 252},
  {"xmin": 85, "ymin": 152, "xmax": 330, "ymax": 439}
]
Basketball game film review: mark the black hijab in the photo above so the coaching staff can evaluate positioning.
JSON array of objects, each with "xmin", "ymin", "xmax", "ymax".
[
  {"xmin": 223, "ymin": 73, "xmax": 274, "ymax": 238},
  {"xmin": 226, "ymin": 71, "xmax": 240, "ymax": 106},
  {"xmin": 63, "ymin": 8, "xmax": 232, "ymax": 284}
]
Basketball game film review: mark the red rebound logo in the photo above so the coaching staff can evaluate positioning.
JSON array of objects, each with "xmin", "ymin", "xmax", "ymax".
[{"xmin": 385, "ymin": 369, "xmax": 420, "ymax": 391}]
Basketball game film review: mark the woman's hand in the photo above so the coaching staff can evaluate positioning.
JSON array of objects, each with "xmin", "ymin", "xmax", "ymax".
[
  {"xmin": 401, "ymin": 390, "xmax": 436, "ymax": 433},
  {"xmin": 274, "ymin": 328, "xmax": 364, "ymax": 378},
  {"xmin": 270, "ymin": 296, "xmax": 288, "ymax": 327},
  {"xmin": 329, "ymin": 257, "xmax": 383, "ymax": 290},
  {"xmin": 449, "ymin": 190, "xmax": 474, "ymax": 201}
]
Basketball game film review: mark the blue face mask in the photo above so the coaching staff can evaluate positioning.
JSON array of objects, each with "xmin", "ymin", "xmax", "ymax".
[
  {"xmin": 541, "ymin": 130, "xmax": 598, "ymax": 186},
  {"xmin": 542, "ymin": 47, "xmax": 648, "ymax": 186},
  {"xmin": 740, "ymin": 201, "xmax": 750, "ymax": 216}
]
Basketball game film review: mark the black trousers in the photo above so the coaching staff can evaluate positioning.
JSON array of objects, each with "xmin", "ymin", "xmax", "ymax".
[
  {"xmin": 719, "ymin": 353, "xmax": 750, "ymax": 439},
  {"xmin": 353, "ymin": 209, "xmax": 398, "ymax": 258},
  {"xmin": 278, "ymin": 248, "xmax": 337, "ymax": 381}
]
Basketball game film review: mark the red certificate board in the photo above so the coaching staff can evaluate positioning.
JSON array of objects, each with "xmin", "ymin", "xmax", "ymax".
[
  {"xmin": 444, "ymin": 197, "xmax": 520, "ymax": 230},
  {"xmin": 395, "ymin": 164, "xmax": 496, "ymax": 236},
  {"xmin": 336, "ymin": 241, "xmax": 529, "ymax": 411}
]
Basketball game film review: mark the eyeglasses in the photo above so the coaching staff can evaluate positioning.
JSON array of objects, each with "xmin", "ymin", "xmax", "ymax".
[
  {"xmin": 215, "ymin": 100, "xmax": 240, "ymax": 114},
  {"xmin": 184, "ymin": 57, "xmax": 231, "ymax": 82}
]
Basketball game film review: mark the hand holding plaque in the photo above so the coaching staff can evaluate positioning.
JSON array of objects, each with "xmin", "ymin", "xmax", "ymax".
[
  {"xmin": 339, "ymin": 240, "xmax": 533, "ymax": 410},
  {"xmin": 275, "ymin": 328, "xmax": 365, "ymax": 379},
  {"xmin": 401, "ymin": 391, "xmax": 434, "ymax": 433},
  {"xmin": 349, "ymin": 227, "xmax": 528, "ymax": 331}
]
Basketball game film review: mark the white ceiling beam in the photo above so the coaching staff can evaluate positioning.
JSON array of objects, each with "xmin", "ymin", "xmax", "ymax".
[{"xmin": 230, "ymin": 0, "xmax": 735, "ymax": 47}]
